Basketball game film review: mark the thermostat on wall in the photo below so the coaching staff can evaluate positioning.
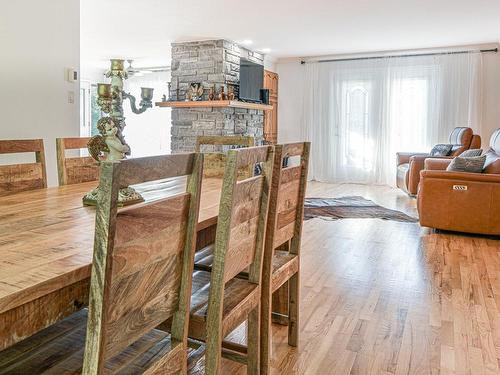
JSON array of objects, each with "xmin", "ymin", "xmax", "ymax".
[{"xmin": 66, "ymin": 68, "xmax": 78, "ymax": 82}]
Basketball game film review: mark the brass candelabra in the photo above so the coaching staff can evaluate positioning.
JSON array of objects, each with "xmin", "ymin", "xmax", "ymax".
[{"xmin": 83, "ymin": 59, "xmax": 154, "ymax": 206}]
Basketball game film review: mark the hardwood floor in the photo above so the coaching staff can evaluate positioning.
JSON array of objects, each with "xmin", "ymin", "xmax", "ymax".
[{"xmin": 216, "ymin": 182, "xmax": 500, "ymax": 375}]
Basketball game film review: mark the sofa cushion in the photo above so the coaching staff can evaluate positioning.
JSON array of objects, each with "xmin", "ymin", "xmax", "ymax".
[
  {"xmin": 446, "ymin": 155, "xmax": 486, "ymax": 173},
  {"xmin": 449, "ymin": 127, "xmax": 473, "ymax": 147},
  {"xmin": 490, "ymin": 128, "xmax": 500, "ymax": 153},
  {"xmin": 396, "ymin": 163, "xmax": 409, "ymax": 190},
  {"xmin": 483, "ymin": 150, "xmax": 500, "ymax": 174},
  {"xmin": 460, "ymin": 149, "xmax": 483, "ymax": 157},
  {"xmin": 430, "ymin": 144, "xmax": 453, "ymax": 156},
  {"xmin": 483, "ymin": 129, "xmax": 500, "ymax": 174}
]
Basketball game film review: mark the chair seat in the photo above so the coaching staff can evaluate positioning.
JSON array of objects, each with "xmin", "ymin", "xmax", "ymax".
[
  {"xmin": 194, "ymin": 246, "xmax": 298, "ymax": 292},
  {"xmin": 189, "ymin": 270, "xmax": 259, "ymax": 340},
  {"xmin": 195, "ymin": 246, "xmax": 297, "ymax": 281},
  {"xmin": 271, "ymin": 251, "xmax": 299, "ymax": 293},
  {"xmin": 0, "ymin": 310, "xmax": 179, "ymax": 375}
]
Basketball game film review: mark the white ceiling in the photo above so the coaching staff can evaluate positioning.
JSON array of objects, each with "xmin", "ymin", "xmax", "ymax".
[{"xmin": 81, "ymin": 0, "xmax": 500, "ymax": 70}]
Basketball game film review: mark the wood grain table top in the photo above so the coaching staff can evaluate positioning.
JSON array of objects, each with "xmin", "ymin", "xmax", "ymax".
[{"xmin": 0, "ymin": 177, "xmax": 222, "ymax": 315}]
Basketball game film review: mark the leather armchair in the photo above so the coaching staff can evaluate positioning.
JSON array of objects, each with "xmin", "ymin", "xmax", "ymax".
[
  {"xmin": 396, "ymin": 127, "xmax": 481, "ymax": 196},
  {"xmin": 417, "ymin": 129, "xmax": 500, "ymax": 235}
]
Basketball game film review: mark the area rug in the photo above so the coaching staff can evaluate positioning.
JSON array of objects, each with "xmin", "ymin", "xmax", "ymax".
[{"xmin": 304, "ymin": 196, "xmax": 418, "ymax": 223}]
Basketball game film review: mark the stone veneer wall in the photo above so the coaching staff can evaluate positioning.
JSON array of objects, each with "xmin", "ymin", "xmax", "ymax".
[{"xmin": 169, "ymin": 39, "xmax": 265, "ymax": 153}]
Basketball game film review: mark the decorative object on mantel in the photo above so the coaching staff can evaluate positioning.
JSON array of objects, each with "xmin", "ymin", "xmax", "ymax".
[
  {"xmin": 217, "ymin": 86, "xmax": 227, "ymax": 100},
  {"xmin": 162, "ymin": 94, "xmax": 167, "ymax": 102},
  {"xmin": 227, "ymin": 85, "xmax": 236, "ymax": 100},
  {"xmin": 260, "ymin": 88, "xmax": 270, "ymax": 104},
  {"xmin": 187, "ymin": 82, "xmax": 204, "ymax": 101},
  {"xmin": 84, "ymin": 58, "xmax": 154, "ymax": 206},
  {"xmin": 227, "ymin": 83, "xmax": 238, "ymax": 101},
  {"xmin": 208, "ymin": 86, "xmax": 215, "ymax": 101}
]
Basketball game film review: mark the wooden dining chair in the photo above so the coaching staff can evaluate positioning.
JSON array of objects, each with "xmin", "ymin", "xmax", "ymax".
[
  {"xmin": 56, "ymin": 137, "xmax": 99, "ymax": 185},
  {"xmin": 0, "ymin": 139, "xmax": 47, "ymax": 196},
  {"xmin": 192, "ymin": 142, "xmax": 310, "ymax": 374},
  {"xmin": 259, "ymin": 142, "xmax": 310, "ymax": 374},
  {"xmin": 0, "ymin": 153, "xmax": 204, "ymax": 375},
  {"xmin": 187, "ymin": 145, "xmax": 274, "ymax": 375},
  {"xmin": 195, "ymin": 135, "xmax": 255, "ymax": 178}
]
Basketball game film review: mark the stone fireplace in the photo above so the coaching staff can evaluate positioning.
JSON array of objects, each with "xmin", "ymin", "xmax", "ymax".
[{"xmin": 169, "ymin": 39, "xmax": 265, "ymax": 153}]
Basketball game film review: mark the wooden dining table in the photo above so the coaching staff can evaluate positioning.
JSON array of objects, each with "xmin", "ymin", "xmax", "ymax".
[{"xmin": 0, "ymin": 177, "xmax": 222, "ymax": 351}]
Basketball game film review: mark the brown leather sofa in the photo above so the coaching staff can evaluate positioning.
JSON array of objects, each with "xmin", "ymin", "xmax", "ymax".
[
  {"xmin": 396, "ymin": 127, "xmax": 481, "ymax": 196},
  {"xmin": 417, "ymin": 129, "xmax": 500, "ymax": 235}
]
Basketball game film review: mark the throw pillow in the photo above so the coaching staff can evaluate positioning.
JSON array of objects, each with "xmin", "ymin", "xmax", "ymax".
[
  {"xmin": 430, "ymin": 144, "xmax": 453, "ymax": 156},
  {"xmin": 446, "ymin": 155, "xmax": 486, "ymax": 173},
  {"xmin": 459, "ymin": 149, "xmax": 483, "ymax": 157}
]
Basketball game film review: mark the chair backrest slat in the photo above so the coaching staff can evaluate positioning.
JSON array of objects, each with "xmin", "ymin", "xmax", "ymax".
[
  {"xmin": 0, "ymin": 139, "xmax": 47, "ymax": 196},
  {"xmin": 83, "ymin": 153, "xmax": 203, "ymax": 374},
  {"xmin": 212, "ymin": 145, "xmax": 273, "ymax": 284},
  {"xmin": 118, "ymin": 153, "xmax": 194, "ymax": 187},
  {"xmin": 56, "ymin": 137, "xmax": 99, "ymax": 185},
  {"xmin": 266, "ymin": 142, "xmax": 310, "ymax": 252},
  {"xmin": 273, "ymin": 165, "xmax": 302, "ymax": 248},
  {"xmin": 282, "ymin": 142, "xmax": 306, "ymax": 157},
  {"xmin": 223, "ymin": 175, "xmax": 265, "ymax": 282},
  {"xmin": 195, "ymin": 135, "xmax": 255, "ymax": 150},
  {"xmin": 195, "ymin": 135, "xmax": 255, "ymax": 178}
]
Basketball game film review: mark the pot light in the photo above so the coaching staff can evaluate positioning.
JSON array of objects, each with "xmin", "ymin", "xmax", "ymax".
[
  {"xmin": 240, "ymin": 39, "xmax": 253, "ymax": 46},
  {"xmin": 260, "ymin": 48, "xmax": 271, "ymax": 53}
]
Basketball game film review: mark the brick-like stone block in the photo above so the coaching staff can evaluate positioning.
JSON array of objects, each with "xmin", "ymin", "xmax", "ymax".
[
  {"xmin": 207, "ymin": 73, "xmax": 225, "ymax": 83},
  {"xmin": 202, "ymin": 129, "xmax": 224, "ymax": 136},
  {"xmin": 193, "ymin": 120, "xmax": 216, "ymax": 130}
]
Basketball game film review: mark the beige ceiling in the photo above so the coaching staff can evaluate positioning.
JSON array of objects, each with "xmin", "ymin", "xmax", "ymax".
[{"xmin": 81, "ymin": 0, "xmax": 500, "ymax": 70}]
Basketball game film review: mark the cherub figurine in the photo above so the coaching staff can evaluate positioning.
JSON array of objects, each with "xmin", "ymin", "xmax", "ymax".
[
  {"xmin": 87, "ymin": 117, "xmax": 130, "ymax": 162},
  {"xmin": 187, "ymin": 82, "xmax": 204, "ymax": 101}
]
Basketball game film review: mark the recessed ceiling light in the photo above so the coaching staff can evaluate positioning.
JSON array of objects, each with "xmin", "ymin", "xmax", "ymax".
[
  {"xmin": 260, "ymin": 48, "xmax": 271, "ymax": 53},
  {"xmin": 240, "ymin": 39, "xmax": 253, "ymax": 46}
]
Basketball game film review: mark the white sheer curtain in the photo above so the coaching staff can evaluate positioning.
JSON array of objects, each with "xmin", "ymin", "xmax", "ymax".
[
  {"xmin": 123, "ymin": 71, "xmax": 171, "ymax": 157},
  {"xmin": 301, "ymin": 52, "xmax": 483, "ymax": 185}
]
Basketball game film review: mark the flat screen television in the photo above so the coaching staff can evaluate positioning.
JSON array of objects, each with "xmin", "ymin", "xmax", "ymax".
[{"xmin": 239, "ymin": 58, "xmax": 264, "ymax": 102}]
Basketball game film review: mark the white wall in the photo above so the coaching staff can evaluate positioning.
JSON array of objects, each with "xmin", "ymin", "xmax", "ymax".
[
  {"xmin": 276, "ymin": 62, "xmax": 306, "ymax": 143},
  {"xmin": 264, "ymin": 56, "xmax": 277, "ymax": 72},
  {"xmin": 277, "ymin": 51, "xmax": 500, "ymax": 146},
  {"xmin": 124, "ymin": 72, "xmax": 172, "ymax": 157},
  {"xmin": 0, "ymin": 0, "xmax": 80, "ymax": 186}
]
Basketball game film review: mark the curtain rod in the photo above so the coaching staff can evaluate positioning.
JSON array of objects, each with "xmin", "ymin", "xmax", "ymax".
[{"xmin": 300, "ymin": 48, "xmax": 498, "ymax": 64}]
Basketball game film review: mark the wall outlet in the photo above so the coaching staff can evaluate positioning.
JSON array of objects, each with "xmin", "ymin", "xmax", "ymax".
[{"xmin": 66, "ymin": 68, "xmax": 78, "ymax": 82}]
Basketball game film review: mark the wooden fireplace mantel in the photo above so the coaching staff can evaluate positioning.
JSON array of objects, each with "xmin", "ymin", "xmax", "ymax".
[{"xmin": 155, "ymin": 100, "xmax": 273, "ymax": 111}]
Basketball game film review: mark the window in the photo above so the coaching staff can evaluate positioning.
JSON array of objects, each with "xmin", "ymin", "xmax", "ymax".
[
  {"xmin": 389, "ymin": 77, "xmax": 429, "ymax": 153},
  {"xmin": 341, "ymin": 80, "xmax": 374, "ymax": 171}
]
